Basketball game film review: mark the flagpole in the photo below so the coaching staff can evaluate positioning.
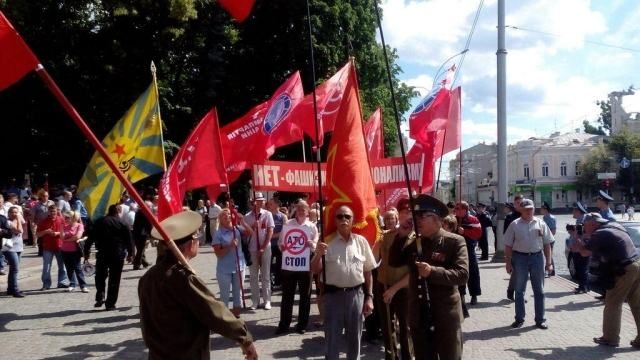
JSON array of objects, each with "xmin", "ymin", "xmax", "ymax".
[
  {"xmin": 435, "ymin": 128, "xmax": 448, "ymax": 194},
  {"xmin": 34, "ymin": 65, "xmax": 195, "ymax": 274},
  {"xmin": 305, "ymin": 0, "xmax": 327, "ymax": 286},
  {"xmin": 459, "ymin": 146, "xmax": 463, "ymax": 202},
  {"xmin": 301, "ymin": 140, "xmax": 307, "ymax": 163}
]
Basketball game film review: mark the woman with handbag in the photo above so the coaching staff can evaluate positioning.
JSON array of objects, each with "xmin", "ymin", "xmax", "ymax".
[
  {"xmin": 61, "ymin": 211, "xmax": 89, "ymax": 293},
  {"xmin": 3, "ymin": 206, "xmax": 24, "ymax": 297}
]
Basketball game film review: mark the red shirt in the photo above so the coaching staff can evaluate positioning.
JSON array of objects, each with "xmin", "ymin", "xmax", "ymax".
[{"xmin": 38, "ymin": 216, "xmax": 66, "ymax": 251}]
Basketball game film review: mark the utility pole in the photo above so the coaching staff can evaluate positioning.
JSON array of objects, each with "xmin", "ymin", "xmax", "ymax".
[{"xmin": 494, "ymin": 0, "xmax": 507, "ymax": 262}]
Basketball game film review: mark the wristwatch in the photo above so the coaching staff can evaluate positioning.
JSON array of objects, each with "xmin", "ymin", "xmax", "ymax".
[{"xmin": 365, "ymin": 293, "xmax": 373, "ymax": 298}]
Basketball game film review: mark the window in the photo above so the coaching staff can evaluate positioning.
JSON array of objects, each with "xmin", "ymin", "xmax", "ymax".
[
  {"xmin": 523, "ymin": 163, "xmax": 530, "ymax": 179},
  {"xmin": 560, "ymin": 161, "xmax": 567, "ymax": 176},
  {"xmin": 542, "ymin": 161, "xmax": 549, "ymax": 177},
  {"xmin": 575, "ymin": 161, "xmax": 581, "ymax": 176}
]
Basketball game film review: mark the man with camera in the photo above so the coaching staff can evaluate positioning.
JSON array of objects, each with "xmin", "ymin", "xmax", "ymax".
[
  {"xmin": 566, "ymin": 202, "xmax": 589, "ymax": 294},
  {"xmin": 572, "ymin": 212, "xmax": 640, "ymax": 348}
]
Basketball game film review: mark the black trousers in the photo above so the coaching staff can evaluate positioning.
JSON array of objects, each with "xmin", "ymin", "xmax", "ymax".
[
  {"xmin": 377, "ymin": 284, "xmax": 412, "ymax": 360},
  {"xmin": 61, "ymin": 250, "xmax": 87, "ymax": 288},
  {"xmin": 133, "ymin": 236, "xmax": 148, "ymax": 268},
  {"xmin": 365, "ymin": 269, "xmax": 382, "ymax": 340},
  {"xmin": 479, "ymin": 229, "xmax": 489, "ymax": 259},
  {"xmin": 278, "ymin": 270, "xmax": 311, "ymax": 330},
  {"xmin": 271, "ymin": 241, "xmax": 282, "ymax": 287},
  {"xmin": 573, "ymin": 252, "xmax": 590, "ymax": 290},
  {"xmin": 95, "ymin": 256, "xmax": 124, "ymax": 308},
  {"xmin": 465, "ymin": 240, "xmax": 482, "ymax": 296}
]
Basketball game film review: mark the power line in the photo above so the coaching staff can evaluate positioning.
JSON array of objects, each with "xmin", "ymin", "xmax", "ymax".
[
  {"xmin": 506, "ymin": 25, "xmax": 640, "ymax": 53},
  {"xmin": 452, "ymin": 0, "xmax": 486, "ymax": 87}
]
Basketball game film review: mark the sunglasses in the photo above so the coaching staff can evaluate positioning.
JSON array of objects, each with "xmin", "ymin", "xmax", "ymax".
[{"xmin": 336, "ymin": 213, "xmax": 352, "ymax": 220}]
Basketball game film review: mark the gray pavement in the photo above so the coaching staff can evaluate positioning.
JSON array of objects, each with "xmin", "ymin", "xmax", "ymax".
[{"xmin": 1, "ymin": 225, "xmax": 639, "ymax": 359}]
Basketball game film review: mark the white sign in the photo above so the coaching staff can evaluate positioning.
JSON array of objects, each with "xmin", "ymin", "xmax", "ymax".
[
  {"xmin": 281, "ymin": 225, "xmax": 311, "ymax": 272},
  {"xmin": 597, "ymin": 172, "xmax": 617, "ymax": 180}
]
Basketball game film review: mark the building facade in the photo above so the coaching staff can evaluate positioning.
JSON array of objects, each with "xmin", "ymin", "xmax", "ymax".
[
  {"xmin": 610, "ymin": 89, "xmax": 640, "ymax": 135},
  {"xmin": 449, "ymin": 143, "xmax": 497, "ymax": 205}
]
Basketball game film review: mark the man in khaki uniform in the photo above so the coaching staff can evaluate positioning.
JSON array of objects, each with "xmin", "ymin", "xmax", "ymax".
[
  {"xmin": 374, "ymin": 200, "xmax": 412, "ymax": 359},
  {"xmin": 389, "ymin": 194, "xmax": 469, "ymax": 360},
  {"xmin": 138, "ymin": 211, "xmax": 258, "ymax": 360},
  {"xmin": 311, "ymin": 205, "xmax": 376, "ymax": 360}
]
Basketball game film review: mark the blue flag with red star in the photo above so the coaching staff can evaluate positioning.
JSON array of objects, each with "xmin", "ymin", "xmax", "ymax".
[{"xmin": 77, "ymin": 83, "xmax": 166, "ymax": 219}]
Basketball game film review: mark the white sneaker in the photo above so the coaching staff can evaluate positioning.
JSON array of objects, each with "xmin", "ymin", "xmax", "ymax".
[
  {"xmin": 264, "ymin": 301, "xmax": 272, "ymax": 310},
  {"xmin": 67, "ymin": 287, "xmax": 75, "ymax": 292},
  {"xmin": 81, "ymin": 288, "xmax": 90, "ymax": 293},
  {"xmin": 249, "ymin": 304, "xmax": 258, "ymax": 310}
]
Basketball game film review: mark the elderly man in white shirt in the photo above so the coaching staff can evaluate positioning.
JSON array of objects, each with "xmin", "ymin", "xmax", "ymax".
[
  {"xmin": 312, "ymin": 205, "xmax": 376, "ymax": 360},
  {"xmin": 504, "ymin": 198, "xmax": 555, "ymax": 330},
  {"xmin": 244, "ymin": 192, "xmax": 275, "ymax": 310}
]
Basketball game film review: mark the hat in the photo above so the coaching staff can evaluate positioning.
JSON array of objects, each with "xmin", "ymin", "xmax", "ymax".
[
  {"xmin": 253, "ymin": 192, "xmax": 266, "ymax": 201},
  {"xmin": 573, "ymin": 202, "xmax": 587, "ymax": 214},
  {"xmin": 413, "ymin": 194, "xmax": 449, "ymax": 218},
  {"xmin": 506, "ymin": 202, "xmax": 515, "ymax": 211},
  {"xmin": 584, "ymin": 212, "xmax": 609, "ymax": 224},
  {"xmin": 598, "ymin": 190, "xmax": 614, "ymax": 202},
  {"xmin": 477, "ymin": 202, "xmax": 487, "ymax": 208},
  {"xmin": 520, "ymin": 199, "xmax": 535, "ymax": 209},
  {"xmin": 150, "ymin": 210, "xmax": 202, "ymax": 243},
  {"xmin": 541, "ymin": 202, "xmax": 551, "ymax": 211},
  {"xmin": 396, "ymin": 198, "xmax": 411, "ymax": 212}
]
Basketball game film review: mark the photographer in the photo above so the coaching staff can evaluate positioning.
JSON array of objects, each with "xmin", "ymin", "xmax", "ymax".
[
  {"xmin": 572, "ymin": 212, "xmax": 640, "ymax": 348},
  {"xmin": 567, "ymin": 202, "xmax": 589, "ymax": 294}
]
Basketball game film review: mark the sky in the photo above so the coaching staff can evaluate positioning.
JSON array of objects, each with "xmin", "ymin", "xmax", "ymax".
[{"xmin": 379, "ymin": 0, "xmax": 640, "ymax": 168}]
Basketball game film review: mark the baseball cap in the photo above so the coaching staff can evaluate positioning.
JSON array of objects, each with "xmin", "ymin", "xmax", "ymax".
[{"xmin": 520, "ymin": 199, "xmax": 535, "ymax": 209}]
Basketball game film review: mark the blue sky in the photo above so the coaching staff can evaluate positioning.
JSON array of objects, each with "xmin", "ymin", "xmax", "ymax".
[{"xmin": 380, "ymin": 0, "xmax": 640, "ymax": 162}]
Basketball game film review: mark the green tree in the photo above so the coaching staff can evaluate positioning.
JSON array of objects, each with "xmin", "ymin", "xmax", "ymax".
[{"xmin": 576, "ymin": 144, "xmax": 613, "ymax": 190}]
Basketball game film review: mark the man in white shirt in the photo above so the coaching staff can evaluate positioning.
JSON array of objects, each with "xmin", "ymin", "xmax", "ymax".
[
  {"xmin": 57, "ymin": 191, "xmax": 72, "ymax": 213},
  {"xmin": 504, "ymin": 199, "xmax": 554, "ymax": 330},
  {"xmin": 244, "ymin": 192, "xmax": 275, "ymax": 310}
]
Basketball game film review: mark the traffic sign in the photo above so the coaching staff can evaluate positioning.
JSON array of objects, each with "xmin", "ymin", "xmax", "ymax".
[
  {"xmin": 620, "ymin": 157, "xmax": 631, "ymax": 169},
  {"xmin": 633, "ymin": 158, "xmax": 640, "ymax": 163}
]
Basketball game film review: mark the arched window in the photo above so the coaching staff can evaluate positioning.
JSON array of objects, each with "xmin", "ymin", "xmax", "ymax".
[
  {"xmin": 523, "ymin": 163, "xmax": 530, "ymax": 179},
  {"xmin": 542, "ymin": 161, "xmax": 549, "ymax": 177},
  {"xmin": 575, "ymin": 160, "xmax": 581, "ymax": 176},
  {"xmin": 560, "ymin": 161, "xmax": 567, "ymax": 176}
]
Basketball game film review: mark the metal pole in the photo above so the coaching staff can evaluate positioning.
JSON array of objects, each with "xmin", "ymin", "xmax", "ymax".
[{"xmin": 494, "ymin": 0, "xmax": 508, "ymax": 262}]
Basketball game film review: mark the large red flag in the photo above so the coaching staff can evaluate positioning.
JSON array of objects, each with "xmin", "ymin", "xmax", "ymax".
[
  {"xmin": 217, "ymin": 0, "xmax": 256, "ymax": 22},
  {"xmin": 291, "ymin": 62, "xmax": 351, "ymax": 146},
  {"xmin": 158, "ymin": 108, "xmax": 228, "ymax": 220},
  {"xmin": 0, "ymin": 11, "xmax": 39, "ymax": 91},
  {"xmin": 221, "ymin": 71, "xmax": 305, "ymax": 183},
  {"xmin": 323, "ymin": 62, "xmax": 380, "ymax": 246},
  {"xmin": 442, "ymin": 86, "xmax": 462, "ymax": 155},
  {"xmin": 364, "ymin": 108, "xmax": 384, "ymax": 160}
]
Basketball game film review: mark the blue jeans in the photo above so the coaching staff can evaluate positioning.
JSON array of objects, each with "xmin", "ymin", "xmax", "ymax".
[
  {"xmin": 0, "ymin": 251, "xmax": 5, "ymax": 271},
  {"xmin": 62, "ymin": 251, "xmax": 87, "ymax": 288},
  {"xmin": 217, "ymin": 271, "xmax": 242, "ymax": 308},
  {"xmin": 2, "ymin": 251, "xmax": 21, "ymax": 293},
  {"xmin": 512, "ymin": 251, "xmax": 546, "ymax": 323},
  {"xmin": 41, "ymin": 250, "xmax": 69, "ymax": 289}
]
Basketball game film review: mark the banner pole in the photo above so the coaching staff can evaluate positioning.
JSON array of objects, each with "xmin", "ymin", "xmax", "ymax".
[
  {"xmin": 435, "ymin": 128, "xmax": 448, "ymax": 195},
  {"xmin": 34, "ymin": 65, "xmax": 194, "ymax": 273},
  {"xmin": 305, "ymin": 0, "xmax": 327, "ymax": 286}
]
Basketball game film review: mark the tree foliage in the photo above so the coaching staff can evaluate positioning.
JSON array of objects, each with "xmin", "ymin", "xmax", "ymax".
[{"xmin": 0, "ymin": 0, "xmax": 413, "ymax": 187}]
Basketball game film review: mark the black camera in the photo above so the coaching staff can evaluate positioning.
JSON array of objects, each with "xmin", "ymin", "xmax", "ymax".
[{"xmin": 566, "ymin": 224, "xmax": 583, "ymax": 235}]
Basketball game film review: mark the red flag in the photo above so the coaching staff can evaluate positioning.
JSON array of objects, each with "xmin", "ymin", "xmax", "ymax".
[
  {"xmin": 221, "ymin": 71, "xmax": 305, "ymax": 183},
  {"xmin": 442, "ymin": 86, "xmax": 461, "ymax": 155},
  {"xmin": 323, "ymin": 62, "xmax": 380, "ymax": 246},
  {"xmin": 383, "ymin": 188, "xmax": 409, "ymax": 212},
  {"xmin": 291, "ymin": 62, "xmax": 351, "ymax": 146},
  {"xmin": 409, "ymin": 87, "xmax": 451, "ymax": 145},
  {"xmin": 0, "ymin": 11, "xmax": 39, "ymax": 91},
  {"xmin": 364, "ymin": 108, "xmax": 384, "ymax": 160},
  {"xmin": 158, "ymin": 108, "xmax": 228, "ymax": 220},
  {"xmin": 217, "ymin": 0, "xmax": 256, "ymax": 22}
]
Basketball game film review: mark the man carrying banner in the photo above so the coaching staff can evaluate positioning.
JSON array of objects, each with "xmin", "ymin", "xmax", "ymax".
[
  {"xmin": 139, "ymin": 210, "xmax": 257, "ymax": 360},
  {"xmin": 312, "ymin": 205, "xmax": 376, "ymax": 360},
  {"xmin": 388, "ymin": 194, "xmax": 469, "ymax": 360},
  {"xmin": 275, "ymin": 200, "xmax": 317, "ymax": 335},
  {"xmin": 244, "ymin": 192, "xmax": 275, "ymax": 310}
]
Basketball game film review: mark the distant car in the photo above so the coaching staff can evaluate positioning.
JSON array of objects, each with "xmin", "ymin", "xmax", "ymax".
[{"xmin": 565, "ymin": 221, "xmax": 640, "ymax": 281}]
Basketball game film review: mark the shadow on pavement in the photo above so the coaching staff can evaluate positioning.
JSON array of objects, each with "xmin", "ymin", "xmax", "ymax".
[
  {"xmin": 546, "ymin": 300, "xmax": 601, "ymax": 313},
  {"xmin": 469, "ymin": 299, "xmax": 512, "ymax": 309},
  {"xmin": 43, "ymin": 321, "xmax": 140, "ymax": 336},
  {"xmin": 464, "ymin": 324, "xmax": 537, "ymax": 342},
  {"xmin": 40, "ymin": 338, "xmax": 146, "ymax": 360},
  {"xmin": 506, "ymin": 345, "xmax": 637, "ymax": 359},
  {"xmin": 271, "ymin": 335, "xmax": 325, "ymax": 359},
  {"xmin": 0, "ymin": 309, "xmax": 88, "ymax": 331},
  {"xmin": 64, "ymin": 314, "xmax": 139, "ymax": 326},
  {"xmin": 480, "ymin": 263, "xmax": 507, "ymax": 270},
  {"xmin": 544, "ymin": 291, "xmax": 572, "ymax": 299}
]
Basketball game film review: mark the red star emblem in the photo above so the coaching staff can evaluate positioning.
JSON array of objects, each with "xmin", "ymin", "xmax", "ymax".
[{"xmin": 113, "ymin": 144, "xmax": 126, "ymax": 157}]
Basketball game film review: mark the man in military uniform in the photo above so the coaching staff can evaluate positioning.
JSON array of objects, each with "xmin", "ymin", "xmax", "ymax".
[
  {"xmin": 139, "ymin": 211, "xmax": 258, "ymax": 360},
  {"xmin": 596, "ymin": 190, "xmax": 616, "ymax": 222},
  {"xmin": 389, "ymin": 194, "xmax": 469, "ymax": 360}
]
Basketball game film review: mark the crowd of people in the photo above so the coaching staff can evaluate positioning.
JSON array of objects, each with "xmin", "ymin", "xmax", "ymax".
[{"xmin": 2, "ymin": 179, "xmax": 640, "ymax": 359}]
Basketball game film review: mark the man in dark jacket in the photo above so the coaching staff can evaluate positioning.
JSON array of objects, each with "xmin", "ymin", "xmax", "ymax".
[
  {"xmin": 92, "ymin": 204, "xmax": 133, "ymax": 310},
  {"xmin": 132, "ymin": 203, "xmax": 152, "ymax": 270},
  {"xmin": 476, "ymin": 203, "xmax": 493, "ymax": 260}
]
